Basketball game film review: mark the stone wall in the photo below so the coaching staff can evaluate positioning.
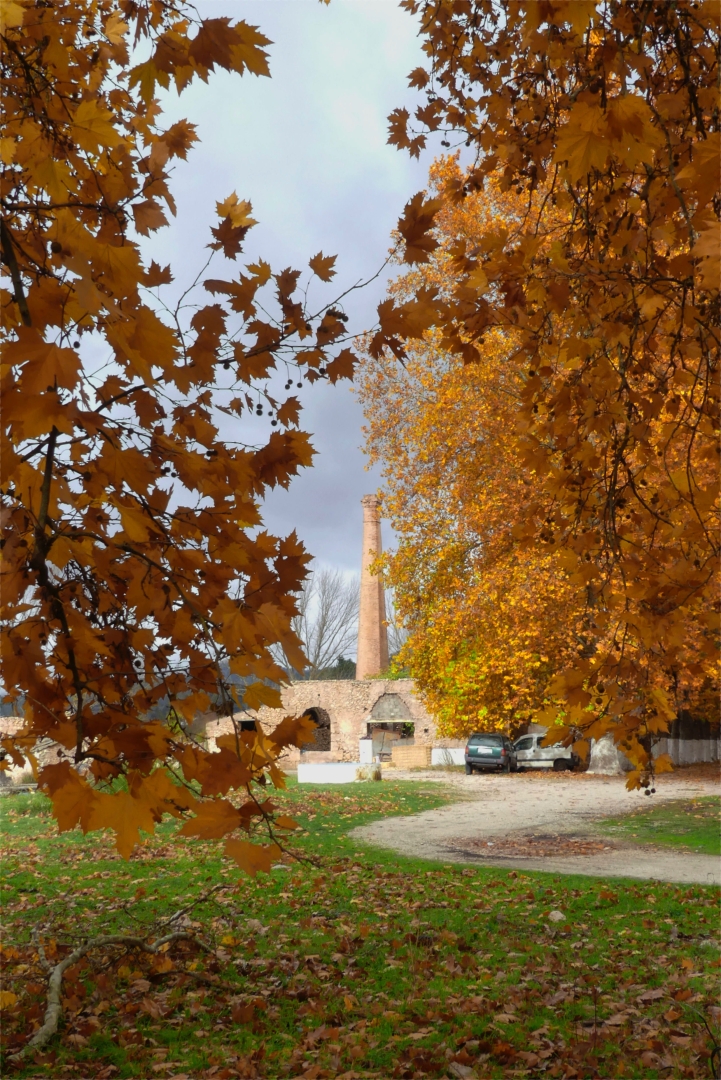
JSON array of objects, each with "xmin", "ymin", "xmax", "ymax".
[
  {"xmin": 206, "ymin": 678, "xmax": 463, "ymax": 765},
  {"xmin": 0, "ymin": 717, "xmax": 72, "ymax": 785}
]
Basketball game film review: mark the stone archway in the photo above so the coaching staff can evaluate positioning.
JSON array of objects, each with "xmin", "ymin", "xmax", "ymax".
[
  {"xmin": 301, "ymin": 707, "xmax": 331, "ymax": 752},
  {"xmin": 369, "ymin": 693, "xmax": 412, "ymax": 722},
  {"xmin": 367, "ymin": 693, "xmax": 414, "ymax": 758}
]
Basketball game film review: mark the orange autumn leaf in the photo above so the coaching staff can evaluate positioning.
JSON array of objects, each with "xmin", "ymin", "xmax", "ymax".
[
  {"xmin": 179, "ymin": 800, "xmax": 242, "ymax": 840},
  {"xmin": 268, "ymin": 713, "xmax": 318, "ymax": 751},
  {"xmin": 224, "ymin": 838, "xmax": 281, "ymax": 877},
  {"xmin": 396, "ymin": 192, "xmax": 442, "ymax": 264},
  {"xmin": 273, "ymin": 815, "xmax": 299, "ymax": 831},
  {"xmin": 309, "ymin": 251, "xmax": 337, "ymax": 281}
]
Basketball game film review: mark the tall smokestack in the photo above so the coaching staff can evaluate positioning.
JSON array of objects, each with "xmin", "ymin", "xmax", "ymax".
[{"xmin": 356, "ymin": 495, "xmax": 389, "ymax": 680}]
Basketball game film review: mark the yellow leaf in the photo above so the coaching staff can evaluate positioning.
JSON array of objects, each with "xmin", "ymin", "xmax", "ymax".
[
  {"xmin": 466, "ymin": 266, "xmax": 488, "ymax": 291},
  {"xmin": 695, "ymin": 222, "xmax": 720, "ymax": 289},
  {"xmin": 648, "ymin": 686, "xmax": 676, "ymax": 720},
  {"xmin": 0, "ymin": 0, "xmax": 25, "ymax": 31},
  {"xmin": 72, "ymin": 99, "xmax": 122, "ymax": 153},
  {"xmin": 119, "ymin": 505, "xmax": 151, "ymax": 543},
  {"xmin": 554, "ymin": 103, "xmax": 608, "ymax": 181},
  {"xmin": 31, "ymin": 158, "xmax": 76, "ymax": 201},
  {"xmin": 104, "ymin": 11, "xmax": 128, "ymax": 44},
  {"xmin": 558, "ymin": 0, "xmax": 597, "ymax": 36},
  {"xmin": 247, "ymin": 258, "xmax": 272, "ymax": 283},
  {"xmin": 0, "ymin": 991, "xmax": 18, "ymax": 1010},
  {"xmin": 152, "ymin": 955, "xmax": 174, "ymax": 973},
  {"xmin": 243, "ymin": 681, "xmax": 282, "ymax": 711},
  {"xmin": 653, "ymin": 753, "xmax": 674, "ymax": 774},
  {"xmin": 5, "ymin": 331, "xmax": 81, "ymax": 394},
  {"xmin": 216, "ymin": 192, "xmax": 257, "ymax": 228}
]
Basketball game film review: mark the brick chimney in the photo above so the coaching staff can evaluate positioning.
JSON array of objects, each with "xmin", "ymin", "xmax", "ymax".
[{"xmin": 356, "ymin": 495, "xmax": 389, "ymax": 680}]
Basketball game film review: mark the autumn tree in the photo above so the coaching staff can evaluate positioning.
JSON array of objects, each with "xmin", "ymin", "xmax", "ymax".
[
  {"xmin": 0, "ymin": 0, "xmax": 360, "ymax": 866},
  {"xmin": 371, "ymin": 0, "xmax": 719, "ymax": 785},
  {"xmin": 360, "ymin": 158, "xmax": 586, "ymax": 738}
]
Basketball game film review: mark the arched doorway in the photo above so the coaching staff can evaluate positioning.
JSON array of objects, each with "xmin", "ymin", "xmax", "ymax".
[
  {"xmin": 301, "ymin": 707, "xmax": 331, "ymax": 752},
  {"xmin": 367, "ymin": 694, "xmax": 414, "ymax": 758}
]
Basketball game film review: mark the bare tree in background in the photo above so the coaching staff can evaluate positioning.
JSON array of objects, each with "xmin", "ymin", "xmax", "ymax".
[{"xmin": 276, "ymin": 567, "xmax": 359, "ymax": 679}]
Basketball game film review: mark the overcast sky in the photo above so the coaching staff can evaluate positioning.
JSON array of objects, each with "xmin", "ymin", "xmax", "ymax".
[{"xmin": 147, "ymin": 1, "xmax": 435, "ymax": 579}]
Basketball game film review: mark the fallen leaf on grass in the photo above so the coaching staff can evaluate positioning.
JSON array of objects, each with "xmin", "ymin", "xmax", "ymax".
[
  {"xmin": 231, "ymin": 1004, "xmax": 255, "ymax": 1023},
  {"xmin": 448, "ymin": 1064, "xmax": 476, "ymax": 1079},
  {"xmin": 637, "ymin": 987, "xmax": 665, "ymax": 1003},
  {"xmin": 604, "ymin": 1012, "xmax": 630, "ymax": 1026}
]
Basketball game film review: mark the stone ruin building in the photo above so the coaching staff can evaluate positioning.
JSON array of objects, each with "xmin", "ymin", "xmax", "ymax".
[{"xmin": 207, "ymin": 494, "xmax": 460, "ymax": 768}]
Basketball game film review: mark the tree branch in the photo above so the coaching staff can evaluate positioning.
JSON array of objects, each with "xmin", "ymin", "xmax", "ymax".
[
  {"xmin": 35, "ymin": 426, "xmax": 59, "ymax": 537},
  {"xmin": 0, "ymin": 218, "xmax": 32, "ymax": 326},
  {"xmin": 10, "ymin": 931, "xmax": 213, "ymax": 1064}
]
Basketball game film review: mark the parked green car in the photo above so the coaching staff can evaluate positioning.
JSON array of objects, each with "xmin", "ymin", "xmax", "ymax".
[{"xmin": 464, "ymin": 733, "xmax": 518, "ymax": 774}]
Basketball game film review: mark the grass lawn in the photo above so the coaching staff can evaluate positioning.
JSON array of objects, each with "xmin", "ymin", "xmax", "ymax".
[
  {"xmin": 1, "ymin": 778, "xmax": 720, "ymax": 1080},
  {"xmin": 598, "ymin": 796, "xmax": 720, "ymax": 857}
]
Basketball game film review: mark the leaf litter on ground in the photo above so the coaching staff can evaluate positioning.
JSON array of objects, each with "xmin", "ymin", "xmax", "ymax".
[{"xmin": 1, "ymin": 780, "xmax": 720, "ymax": 1079}]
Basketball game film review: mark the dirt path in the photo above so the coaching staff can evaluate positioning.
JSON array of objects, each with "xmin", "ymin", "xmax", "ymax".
[{"xmin": 350, "ymin": 767, "xmax": 720, "ymax": 885}]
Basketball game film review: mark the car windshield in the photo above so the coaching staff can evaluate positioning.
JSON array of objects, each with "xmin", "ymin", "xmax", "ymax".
[{"xmin": 468, "ymin": 734, "xmax": 503, "ymax": 746}]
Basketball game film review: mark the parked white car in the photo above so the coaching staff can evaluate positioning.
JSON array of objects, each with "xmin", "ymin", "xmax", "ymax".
[{"xmin": 512, "ymin": 732, "xmax": 579, "ymax": 772}]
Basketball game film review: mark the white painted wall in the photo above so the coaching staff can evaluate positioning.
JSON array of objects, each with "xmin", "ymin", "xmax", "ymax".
[
  {"xmin": 653, "ymin": 737, "xmax": 720, "ymax": 764},
  {"xmin": 297, "ymin": 761, "xmax": 381, "ymax": 784},
  {"xmin": 431, "ymin": 747, "xmax": 466, "ymax": 766}
]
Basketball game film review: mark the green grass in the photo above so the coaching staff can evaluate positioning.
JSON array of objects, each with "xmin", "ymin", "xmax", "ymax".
[
  {"xmin": 599, "ymin": 796, "xmax": 721, "ymax": 856},
  {"xmin": 1, "ymin": 780, "xmax": 720, "ymax": 1079}
]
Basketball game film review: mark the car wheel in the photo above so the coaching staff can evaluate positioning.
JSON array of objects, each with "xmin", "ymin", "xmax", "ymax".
[
  {"xmin": 502, "ymin": 759, "xmax": 511, "ymax": 774},
  {"xmin": 552, "ymin": 758, "xmax": 568, "ymax": 772},
  {"xmin": 465, "ymin": 762, "xmax": 473, "ymax": 775}
]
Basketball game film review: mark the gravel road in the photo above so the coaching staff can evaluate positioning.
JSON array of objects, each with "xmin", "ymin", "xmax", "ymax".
[{"xmin": 350, "ymin": 767, "xmax": 720, "ymax": 884}]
